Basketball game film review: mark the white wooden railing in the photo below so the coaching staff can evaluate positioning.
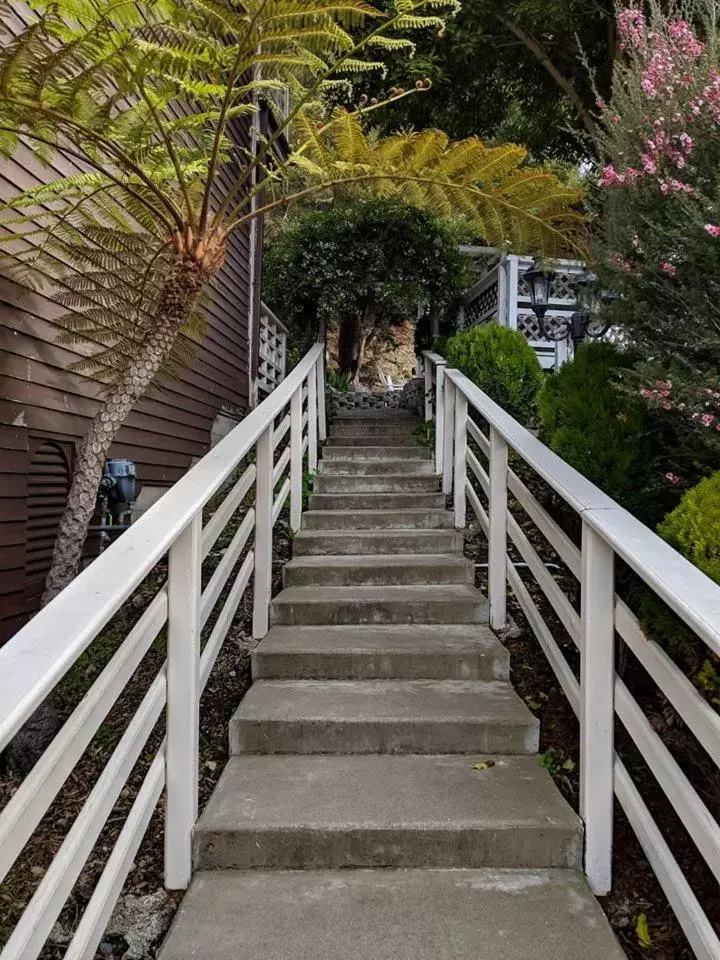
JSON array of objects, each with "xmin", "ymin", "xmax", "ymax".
[
  {"xmin": 0, "ymin": 344, "xmax": 326, "ymax": 960},
  {"xmin": 258, "ymin": 302, "xmax": 288, "ymax": 394},
  {"xmin": 423, "ymin": 350, "xmax": 720, "ymax": 960}
]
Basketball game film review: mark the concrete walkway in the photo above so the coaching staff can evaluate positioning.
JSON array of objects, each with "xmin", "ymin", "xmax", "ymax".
[{"xmin": 159, "ymin": 409, "xmax": 625, "ymax": 960}]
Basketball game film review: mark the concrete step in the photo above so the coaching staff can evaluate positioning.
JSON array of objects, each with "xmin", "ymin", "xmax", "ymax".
[
  {"xmin": 309, "ymin": 492, "xmax": 445, "ymax": 511},
  {"xmin": 193, "ymin": 755, "xmax": 581, "ymax": 870},
  {"xmin": 252, "ymin": 624, "xmax": 508, "ymax": 680},
  {"xmin": 229, "ymin": 679, "xmax": 538, "ymax": 755},
  {"xmin": 159, "ymin": 868, "xmax": 625, "ymax": 960},
  {"xmin": 292, "ymin": 528, "xmax": 462, "ymax": 556},
  {"xmin": 282, "ymin": 554, "xmax": 474, "ymax": 588},
  {"xmin": 301, "ymin": 509, "xmax": 453, "ymax": 531},
  {"xmin": 330, "ymin": 423, "xmax": 418, "ymax": 439},
  {"xmin": 323, "ymin": 446, "xmax": 431, "ymax": 461},
  {"xmin": 313, "ymin": 474, "xmax": 440, "ymax": 494},
  {"xmin": 319, "ymin": 459, "xmax": 436, "ymax": 476},
  {"xmin": 271, "ymin": 584, "xmax": 488, "ymax": 626},
  {"xmin": 327, "ymin": 434, "xmax": 420, "ymax": 446},
  {"xmin": 333, "ymin": 410, "xmax": 417, "ymax": 421}
]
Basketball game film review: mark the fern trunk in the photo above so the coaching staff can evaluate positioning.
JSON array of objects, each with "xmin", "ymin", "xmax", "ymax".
[{"xmin": 42, "ymin": 249, "xmax": 220, "ymax": 604}]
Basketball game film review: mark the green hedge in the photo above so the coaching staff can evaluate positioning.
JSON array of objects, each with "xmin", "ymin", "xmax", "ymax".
[
  {"xmin": 442, "ymin": 325, "xmax": 543, "ymax": 425},
  {"xmin": 536, "ymin": 342, "xmax": 661, "ymax": 523}
]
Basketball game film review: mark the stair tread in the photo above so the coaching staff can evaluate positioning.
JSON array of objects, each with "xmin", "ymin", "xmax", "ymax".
[
  {"xmin": 284, "ymin": 554, "xmax": 470, "ymax": 570},
  {"xmin": 275, "ymin": 584, "xmax": 481, "ymax": 601},
  {"xmin": 233, "ymin": 678, "xmax": 537, "ymax": 727},
  {"xmin": 159, "ymin": 868, "xmax": 624, "ymax": 960},
  {"xmin": 196, "ymin": 754, "xmax": 579, "ymax": 832}
]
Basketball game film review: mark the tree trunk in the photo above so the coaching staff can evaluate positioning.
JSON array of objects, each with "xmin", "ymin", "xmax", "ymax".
[
  {"xmin": 338, "ymin": 312, "xmax": 370, "ymax": 389},
  {"xmin": 42, "ymin": 236, "xmax": 225, "ymax": 605}
]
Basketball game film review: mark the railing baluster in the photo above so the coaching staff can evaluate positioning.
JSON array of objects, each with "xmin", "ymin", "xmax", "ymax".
[
  {"xmin": 164, "ymin": 512, "xmax": 202, "ymax": 890},
  {"xmin": 316, "ymin": 350, "xmax": 327, "ymax": 443},
  {"xmin": 424, "ymin": 354, "xmax": 433, "ymax": 423},
  {"xmin": 443, "ymin": 377, "xmax": 455, "ymax": 496},
  {"xmin": 252, "ymin": 424, "xmax": 274, "ymax": 639},
  {"xmin": 580, "ymin": 522, "xmax": 615, "ymax": 895},
  {"xmin": 488, "ymin": 426, "xmax": 508, "ymax": 630},
  {"xmin": 308, "ymin": 369, "xmax": 318, "ymax": 473},
  {"xmin": 290, "ymin": 387, "xmax": 303, "ymax": 533},
  {"xmin": 453, "ymin": 388, "xmax": 467, "ymax": 527},
  {"xmin": 435, "ymin": 362, "xmax": 446, "ymax": 478}
]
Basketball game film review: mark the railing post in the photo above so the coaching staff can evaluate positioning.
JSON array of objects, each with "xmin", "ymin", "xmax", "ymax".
[
  {"xmin": 424, "ymin": 354, "xmax": 433, "ymax": 423},
  {"xmin": 580, "ymin": 522, "xmax": 615, "ymax": 896},
  {"xmin": 308, "ymin": 368, "xmax": 318, "ymax": 473},
  {"xmin": 435, "ymin": 362, "xmax": 446, "ymax": 478},
  {"xmin": 453, "ymin": 388, "xmax": 467, "ymax": 527},
  {"xmin": 316, "ymin": 349, "xmax": 327, "ymax": 443},
  {"xmin": 488, "ymin": 426, "xmax": 508, "ymax": 630},
  {"xmin": 442, "ymin": 376, "xmax": 455, "ymax": 496},
  {"xmin": 252, "ymin": 424, "xmax": 274, "ymax": 639},
  {"xmin": 290, "ymin": 386, "xmax": 303, "ymax": 533},
  {"xmin": 164, "ymin": 511, "xmax": 202, "ymax": 890}
]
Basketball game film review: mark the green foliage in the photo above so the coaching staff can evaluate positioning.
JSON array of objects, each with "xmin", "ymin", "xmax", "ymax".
[
  {"xmin": 536, "ymin": 342, "xmax": 662, "ymax": 523},
  {"xmin": 641, "ymin": 473, "xmax": 720, "ymax": 684},
  {"xmin": 414, "ymin": 420, "xmax": 435, "ymax": 447},
  {"xmin": 442, "ymin": 324, "xmax": 543, "ymax": 425},
  {"xmin": 658, "ymin": 473, "xmax": 720, "ymax": 585},
  {"xmin": 327, "ymin": 368, "xmax": 351, "ymax": 392}
]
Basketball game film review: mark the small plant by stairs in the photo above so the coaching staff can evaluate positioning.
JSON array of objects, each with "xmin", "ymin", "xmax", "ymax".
[{"xmin": 159, "ymin": 409, "xmax": 625, "ymax": 960}]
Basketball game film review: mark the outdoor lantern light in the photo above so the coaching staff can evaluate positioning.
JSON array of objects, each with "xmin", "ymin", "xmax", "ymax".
[
  {"xmin": 524, "ymin": 259, "xmax": 556, "ymax": 332},
  {"xmin": 568, "ymin": 268, "xmax": 612, "ymax": 346}
]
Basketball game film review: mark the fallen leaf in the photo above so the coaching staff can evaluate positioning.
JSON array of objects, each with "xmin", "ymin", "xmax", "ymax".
[
  {"xmin": 562, "ymin": 758, "xmax": 576, "ymax": 772},
  {"xmin": 471, "ymin": 760, "xmax": 496, "ymax": 771},
  {"xmin": 636, "ymin": 913, "xmax": 652, "ymax": 948}
]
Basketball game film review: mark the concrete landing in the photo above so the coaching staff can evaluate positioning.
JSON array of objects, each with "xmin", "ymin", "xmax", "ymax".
[{"xmin": 159, "ymin": 869, "xmax": 626, "ymax": 960}]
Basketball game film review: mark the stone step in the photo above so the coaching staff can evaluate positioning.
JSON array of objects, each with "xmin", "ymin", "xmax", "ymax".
[
  {"xmin": 330, "ymin": 423, "xmax": 418, "ymax": 439},
  {"xmin": 159, "ymin": 868, "xmax": 625, "ymax": 960},
  {"xmin": 323, "ymin": 446, "xmax": 431, "ymax": 461},
  {"xmin": 327, "ymin": 434, "xmax": 420, "ymax": 446},
  {"xmin": 318, "ymin": 459, "xmax": 436, "ymax": 476},
  {"xmin": 309, "ymin": 492, "xmax": 446, "ymax": 511},
  {"xmin": 282, "ymin": 554, "xmax": 474, "ymax": 588},
  {"xmin": 271, "ymin": 584, "xmax": 488, "ymax": 626},
  {"xmin": 229, "ymin": 679, "xmax": 538, "ymax": 755},
  {"xmin": 333, "ymin": 409, "xmax": 417, "ymax": 421},
  {"xmin": 252, "ymin": 624, "xmax": 508, "ymax": 680},
  {"xmin": 193, "ymin": 755, "xmax": 581, "ymax": 870},
  {"xmin": 301, "ymin": 509, "xmax": 453, "ymax": 531},
  {"xmin": 292, "ymin": 528, "xmax": 462, "ymax": 556},
  {"xmin": 313, "ymin": 474, "xmax": 440, "ymax": 494}
]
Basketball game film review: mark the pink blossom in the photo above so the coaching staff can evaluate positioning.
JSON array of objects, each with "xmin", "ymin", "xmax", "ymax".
[
  {"xmin": 701, "ymin": 413, "xmax": 716, "ymax": 427},
  {"xmin": 611, "ymin": 252, "xmax": 633, "ymax": 273},
  {"xmin": 618, "ymin": 8, "xmax": 646, "ymax": 50},
  {"xmin": 601, "ymin": 164, "xmax": 626, "ymax": 187},
  {"xmin": 665, "ymin": 472, "xmax": 681, "ymax": 484},
  {"xmin": 705, "ymin": 224, "xmax": 720, "ymax": 237},
  {"xmin": 661, "ymin": 261, "xmax": 677, "ymax": 276},
  {"xmin": 642, "ymin": 154, "xmax": 658, "ymax": 174}
]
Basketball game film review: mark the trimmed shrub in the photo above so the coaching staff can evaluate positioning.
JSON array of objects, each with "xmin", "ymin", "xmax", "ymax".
[
  {"xmin": 642, "ymin": 474, "xmax": 720, "ymax": 684},
  {"xmin": 442, "ymin": 325, "xmax": 543, "ymax": 425},
  {"xmin": 536, "ymin": 342, "xmax": 661, "ymax": 523}
]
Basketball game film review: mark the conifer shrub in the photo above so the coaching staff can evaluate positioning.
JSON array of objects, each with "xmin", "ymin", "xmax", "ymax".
[
  {"xmin": 536, "ymin": 342, "xmax": 662, "ymax": 524},
  {"xmin": 442, "ymin": 324, "xmax": 543, "ymax": 426}
]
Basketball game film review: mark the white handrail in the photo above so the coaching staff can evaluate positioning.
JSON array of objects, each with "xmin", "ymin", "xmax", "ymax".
[
  {"xmin": 422, "ymin": 349, "xmax": 720, "ymax": 954},
  {"xmin": 0, "ymin": 342, "xmax": 326, "ymax": 960},
  {"xmin": 0, "ymin": 344, "xmax": 323, "ymax": 754}
]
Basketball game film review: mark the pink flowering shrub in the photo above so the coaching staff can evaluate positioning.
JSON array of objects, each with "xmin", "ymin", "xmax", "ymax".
[{"xmin": 593, "ymin": 2, "xmax": 720, "ymax": 481}]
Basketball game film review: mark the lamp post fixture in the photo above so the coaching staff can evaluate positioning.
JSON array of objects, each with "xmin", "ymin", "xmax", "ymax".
[{"xmin": 523, "ymin": 260, "xmax": 612, "ymax": 349}]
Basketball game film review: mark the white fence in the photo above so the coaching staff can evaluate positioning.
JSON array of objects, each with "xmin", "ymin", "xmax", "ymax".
[
  {"xmin": 0, "ymin": 344, "xmax": 326, "ymax": 960},
  {"xmin": 257, "ymin": 302, "xmax": 288, "ymax": 394},
  {"xmin": 423, "ymin": 350, "xmax": 720, "ymax": 959},
  {"xmin": 461, "ymin": 253, "xmax": 586, "ymax": 369}
]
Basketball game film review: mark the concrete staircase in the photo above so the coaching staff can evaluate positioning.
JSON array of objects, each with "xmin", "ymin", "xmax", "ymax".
[{"xmin": 160, "ymin": 409, "xmax": 625, "ymax": 960}]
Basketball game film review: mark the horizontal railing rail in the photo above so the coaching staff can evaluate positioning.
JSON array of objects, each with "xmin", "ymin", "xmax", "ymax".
[
  {"xmin": 0, "ymin": 343, "xmax": 326, "ymax": 960},
  {"xmin": 422, "ymin": 350, "xmax": 720, "ymax": 960}
]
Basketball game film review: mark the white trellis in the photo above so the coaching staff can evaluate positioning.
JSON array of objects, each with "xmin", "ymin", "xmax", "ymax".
[{"xmin": 460, "ymin": 249, "xmax": 587, "ymax": 370}]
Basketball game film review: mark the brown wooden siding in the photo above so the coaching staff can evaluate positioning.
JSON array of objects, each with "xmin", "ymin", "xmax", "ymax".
[{"xmin": 0, "ymin": 120, "xmax": 259, "ymax": 642}]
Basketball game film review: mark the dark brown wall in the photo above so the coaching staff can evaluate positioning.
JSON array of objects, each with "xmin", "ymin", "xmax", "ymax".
[{"xmin": 0, "ymin": 124, "xmax": 258, "ymax": 642}]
